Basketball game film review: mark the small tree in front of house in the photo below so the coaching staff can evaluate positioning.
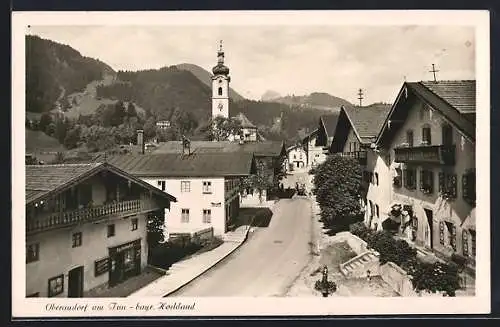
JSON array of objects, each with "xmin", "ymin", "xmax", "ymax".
[
  {"xmin": 204, "ymin": 116, "xmax": 243, "ymax": 141},
  {"xmin": 312, "ymin": 154, "xmax": 363, "ymax": 233}
]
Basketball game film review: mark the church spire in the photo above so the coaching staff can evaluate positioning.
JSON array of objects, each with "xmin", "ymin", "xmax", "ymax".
[
  {"xmin": 212, "ymin": 39, "xmax": 229, "ymax": 76},
  {"xmin": 217, "ymin": 40, "xmax": 224, "ymax": 65}
]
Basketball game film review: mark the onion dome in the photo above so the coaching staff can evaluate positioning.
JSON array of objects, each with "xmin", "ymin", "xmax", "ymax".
[{"xmin": 212, "ymin": 40, "xmax": 230, "ymax": 76}]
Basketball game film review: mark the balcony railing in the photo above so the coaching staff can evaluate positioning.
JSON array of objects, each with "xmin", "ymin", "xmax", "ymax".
[
  {"xmin": 394, "ymin": 145, "xmax": 455, "ymax": 165},
  {"xmin": 26, "ymin": 199, "xmax": 160, "ymax": 234},
  {"xmin": 340, "ymin": 151, "xmax": 368, "ymax": 165}
]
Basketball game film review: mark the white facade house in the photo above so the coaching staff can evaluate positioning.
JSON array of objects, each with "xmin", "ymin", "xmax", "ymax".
[
  {"xmin": 156, "ymin": 120, "xmax": 171, "ymax": 129},
  {"xmin": 25, "ymin": 163, "xmax": 176, "ymax": 297},
  {"xmin": 286, "ymin": 144, "xmax": 307, "ymax": 171},
  {"xmin": 301, "ymin": 129, "xmax": 326, "ymax": 169},
  {"xmin": 108, "ymin": 151, "xmax": 256, "ymax": 238},
  {"xmin": 375, "ymin": 81, "xmax": 476, "ymax": 268}
]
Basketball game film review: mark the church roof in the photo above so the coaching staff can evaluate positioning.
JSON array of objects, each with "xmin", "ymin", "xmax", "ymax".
[{"xmin": 153, "ymin": 140, "xmax": 285, "ymax": 157}]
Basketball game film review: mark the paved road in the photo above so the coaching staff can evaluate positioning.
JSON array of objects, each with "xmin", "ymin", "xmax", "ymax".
[{"xmin": 170, "ymin": 196, "xmax": 313, "ymax": 297}]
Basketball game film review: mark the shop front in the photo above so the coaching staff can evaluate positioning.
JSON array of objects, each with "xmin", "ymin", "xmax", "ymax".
[{"xmin": 108, "ymin": 239, "xmax": 141, "ymax": 287}]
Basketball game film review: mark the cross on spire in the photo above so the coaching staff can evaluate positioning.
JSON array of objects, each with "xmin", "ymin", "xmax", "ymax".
[
  {"xmin": 219, "ymin": 40, "xmax": 223, "ymax": 52},
  {"xmin": 429, "ymin": 64, "xmax": 439, "ymax": 82},
  {"xmin": 357, "ymin": 88, "xmax": 364, "ymax": 106}
]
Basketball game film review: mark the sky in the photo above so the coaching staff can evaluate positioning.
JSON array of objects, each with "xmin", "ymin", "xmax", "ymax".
[{"xmin": 28, "ymin": 25, "xmax": 475, "ymax": 104}]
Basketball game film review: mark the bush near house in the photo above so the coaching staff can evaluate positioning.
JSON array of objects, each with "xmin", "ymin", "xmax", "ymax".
[{"xmin": 349, "ymin": 222, "xmax": 461, "ymax": 297}]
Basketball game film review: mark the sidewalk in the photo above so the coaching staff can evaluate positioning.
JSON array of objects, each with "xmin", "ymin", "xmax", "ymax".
[{"xmin": 129, "ymin": 226, "xmax": 250, "ymax": 297}]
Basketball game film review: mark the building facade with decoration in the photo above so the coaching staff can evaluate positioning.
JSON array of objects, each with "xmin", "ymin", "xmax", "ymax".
[
  {"xmin": 25, "ymin": 163, "xmax": 176, "ymax": 297},
  {"xmin": 375, "ymin": 80, "xmax": 476, "ymax": 269}
]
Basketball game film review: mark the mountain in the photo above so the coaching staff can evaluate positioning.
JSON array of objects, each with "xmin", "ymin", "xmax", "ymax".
[
  {"xmin": 26, "ymin": 34, "xmax": 115, "ymax": 113},
  {"xmin": 176, "ymin": 63, "xmax": 245, "ymax": 101},
  {"xmin": 261, "ymin": 90, "xmax": 281, "ymax": 101},
  {"xmin": 270, "ymin": 92, "xmax": 353, "ymax": 110}
]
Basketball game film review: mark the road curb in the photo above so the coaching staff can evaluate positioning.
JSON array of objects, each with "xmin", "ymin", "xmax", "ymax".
[{"xmin": 162, "ymin": 206, "xmax": 265, "ymax": 297}]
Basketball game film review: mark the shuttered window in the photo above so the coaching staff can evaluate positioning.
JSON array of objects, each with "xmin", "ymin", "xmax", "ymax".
[
  {"xmin": 439, "ymin": 172, "xmax": 457, "ymax": 199},
  {"xmin": 462, "ymin": 230, "xmax": 469, "ymax": 256},
  {"xmin": 439, "ymin": 222, "xmax": 445, "ymax": 245}
]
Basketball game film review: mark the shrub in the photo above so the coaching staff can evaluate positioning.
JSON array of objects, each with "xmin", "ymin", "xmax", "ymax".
[
  {"xmin": 349, "ymin": 221, "xmax": 372, "ymax": 240},
  {"xmin": 314, "ymin": 279, "xmax": 337, "ymax": 294},
  {"xmin": 411, "ymin": 261, "xmax": 461, "ymax": 297},
  {"xmin": 366, "ymin": 231, "xmax": 417, "ymax": 265}
]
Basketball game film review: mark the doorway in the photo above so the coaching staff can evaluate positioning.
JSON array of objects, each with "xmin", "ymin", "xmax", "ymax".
[
  {"xmin": 424, "ymin": 209, "xmax": 434, "ymax": 249},
  {"xmin": 68, "ymin": 266, "xmax": 84, "ymax": 297}
]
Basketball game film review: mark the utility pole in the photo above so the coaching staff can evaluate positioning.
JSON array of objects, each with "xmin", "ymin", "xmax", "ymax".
[
  {"xmin": 429, "ymin": 64, "xmax": 439, "ymax": 82},
  {"xmin": 357, "ymin": 89, "xmax": 364, "ymax": 106}
]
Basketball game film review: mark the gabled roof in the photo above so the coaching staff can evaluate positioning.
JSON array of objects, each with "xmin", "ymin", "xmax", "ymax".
[
  {"xmin": 301, "ymin": 128, "xmax": 319, "ymax": 145},
  {"xmin": 420, "ymin": 80, "xmax": 475, "ymax": 114},
  {"xmin": 106, "ymin": 152, "xmax": 256, "ymax": 178},
  {"xmin": 376, "ymin": 81, "xmax": 476, "ymax": 147},
  {"xmin": 319, "ymin": 111, "xmax": 341, "ymax": 139},
  {"xmin": 153, "ymin": 140, "xmax": 285, "ymax": 157},
  {"xmin": 25, "ymin": 163, "xmax": 177, "ymax": 205},
  {"xmin": 233, "ymin": 112, "xmax": 257, "ymax": 128},
  {"xmin": 343, "ymin": 104, "xmax": 392, "ymax": 144}
]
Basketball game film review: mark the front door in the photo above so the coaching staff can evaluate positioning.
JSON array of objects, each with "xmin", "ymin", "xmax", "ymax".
[
  {"xmin": 424, "ymin": 209, "xmax": 434, "ymax": 249},
  {"xmin": 68, "ymin": 266, "xmax": 84, "ymax": 297},
  {"xmin": 109, "ymin": 252, "xmax": 125, "ymax": 287}
]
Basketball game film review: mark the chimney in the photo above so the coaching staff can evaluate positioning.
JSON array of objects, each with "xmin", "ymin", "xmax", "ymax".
[{"xmin": 137, "ymin": 129, "xmax": 145, "ymax": 154}]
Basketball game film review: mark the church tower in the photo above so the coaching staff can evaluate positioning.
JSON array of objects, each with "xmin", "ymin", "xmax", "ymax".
[{"xmin": 211, "ymin": 40, "xmax": 230, "ymax": 119}]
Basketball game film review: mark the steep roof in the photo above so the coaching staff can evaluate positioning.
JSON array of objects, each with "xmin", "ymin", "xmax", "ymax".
[
  {"xmin": 343, "ymin": 104, "xmax": 392, "ymax": 143},
  {"xmin": 233, "ymin": 112, "xmax": 257, "ymax": 128},
  {"xmin": 420, "ymin": 80, "xmax": 475, "ymax": 114},
  {"xmin": 106, "ymin": 152, "xmax": 256, "ymax": 178},
  {"xmin": 319, "ymin": 111, "xmax": 341, "ymax": 138},
  {"xmin": 153, "ymin": 140, "xmax": 285, "ymax": 157},
  {"xmin": 376, "ymin": 80, "xmax": 476, "ymax": 147},
  {"xmin": 25, "ymin": 163, "xmax": 177, "ymax": 204}
]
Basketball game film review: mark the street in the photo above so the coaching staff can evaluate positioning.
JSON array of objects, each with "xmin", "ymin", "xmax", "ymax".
[{"xmin": 170, "ymin": 191, "xmax": 313, "ymax": 297}]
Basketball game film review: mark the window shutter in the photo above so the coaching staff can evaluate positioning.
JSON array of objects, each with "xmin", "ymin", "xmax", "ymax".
[
  {"xmin": 462, "ymin": 174, "xmax": 468, "ymax": 200},
  {"xmin": 438, "ymin": 172, "xmax": 445, "ymax": 193},
  {"xmin": 450, "ymin": 174, "xmax": 457, "ymax": 198},
  {"xmin": 451, "ymin": 224, "xmax": 457, "ymax": 251},
  {"xmin": 462, "ymin": 230, "xmax": 469, "ymax": 256},
  {"xmin": 419, "ymin": 169, "xmax": 424, "ymax": 190},
  {"xmin": 429, "ymin": 171, "xmax": 434, "ymax": 194},
  {"xmin": 439, "ymin": 222, "xmax": 445, "ymax": 245},
  {"xmin": 403, "ymin": 169, "xmax": 407, "ymax": 188}
]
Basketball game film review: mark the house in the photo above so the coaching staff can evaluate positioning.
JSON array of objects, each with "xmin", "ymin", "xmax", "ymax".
[
  {"xmin": 25, "ymin": 163, "xmax": 176, "ymax": 297},
  {"xmin": 328, "ymin": 104, "xmax": 392, "ymax": 225},
  {"xmin": 233, "ymin": 113, "xmax": 259, "ymax": 142},
  {"xmin": 153, "ymin": 139, "xmax": 285, "ymax": 204},
  {"xmin": 286, "ymin": 143, "xmax": 307, "ymax": 171},
  {"xmin": 301, "ymin": 129, "xmax": 325, "ymax": 169},
  {"xmin": 107, "ymin": 149, "xmax": 257, "ymax": 237},
  {"xmin": 302, "ymin": 112, "xmax": 341, "ymax": 169},
  {"xmin": 374, "ymin": 80, "xmax": 476, "ymax": 268},
  {"xmin": 156, "ymin": 120, "xmax": 171, "ymax": 129}
]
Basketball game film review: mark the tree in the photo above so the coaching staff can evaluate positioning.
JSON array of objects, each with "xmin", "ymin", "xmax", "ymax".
[
  {"xmin": 38, "ymin": 113, "xmax": 53, "ymax": 133},
  {"xmin": 241, "ymin": 158, "xmax": 275, "ymax": 202},
  {"xmin": 204, "ymin": 116, "xmax": 243, "ymax": 141},
  {"xmin": 312, "ymin": 154, "xmax": 363, "ymax": 231},
  {"xmin": 143, "ymin": 117, "xmax": 157, "ymax": 140},
  {"xmin": 127, "ymin": 102, "xmax": 137, "ymax": 117},
  {"xmin": 64, "ymin": 125, "xmax": 81, "ymax": 149}
]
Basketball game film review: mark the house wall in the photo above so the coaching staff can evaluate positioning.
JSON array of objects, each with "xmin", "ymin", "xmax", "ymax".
[
  {"xmin": 26, "ymin": 213, "xmax": 149, "ymax": 297},
  {"xmin": 305, "ymin": 134, "xmax": 326, "ymax": 167},
  {"xmin": 287, "ymin": 147, "xmax": 307, "ymax": 170},
  {"xmin": 144, "ymin": 177, "xmax": 228, "ymax": 236},
  {"xmin": 364, "ymin": 149, "xmax": 392, "ymax": 231},
  {"xmin": 388, "ymin": 100, "xmax": 475, "ymax": 262},
  {"xmin": 212, "ymin": 75, "xmax": 230, "ymax": 119},
  {"xmin": 341, "ymin": 128, "xmax": 361, "ymax": 153},
  {"xmin": 242, "ymin": 127, "xmax": 257, "ymax": 142}
]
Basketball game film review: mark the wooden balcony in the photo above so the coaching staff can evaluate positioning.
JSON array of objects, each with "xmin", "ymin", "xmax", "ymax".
[
  {"xmin": 26, "ymin": 199, "xmax": 161, "ymax": 234},
  {"xmin": 340, "ymin": 151, "xmax": 368, "ymax": 165},
  {"xmin": 394, "ymin": 145, "xmax": 455, "ymax": 165}
]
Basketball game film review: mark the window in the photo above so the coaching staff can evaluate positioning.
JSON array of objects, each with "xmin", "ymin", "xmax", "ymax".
[
  {"xmin": 293, "ymin": 154, "xmax": 296, "ymax": 159},
  {"xmin": 203, "ymin": 209, "xmax": 212, "ymax": 223},
  {"xmin": 26, "ymin": 243, "xmax": 39, "ymax": 263},
  {"xmin": 445, "ymin": 222, "xmax": 457, "ymax": 251},
  {"xmin": 439, "ymin": 222, "xmax": 445, "ymax": 245},
  {"xmin": 72, "ymin": 232, "xmax": 82, "ymax": 248},
  {"xmin": 218, "ymin": 87, "xmax": 223, "ymax": 96},
  {"xmin": 462, "ymin": 169, "xmax": 476, "ymax": 206},
  {"xmin": 131, "ymin": 218, "xmax": 138, "ymax": 231},
  {"xmin": 369, "ymin": 201, "xmax": 374, "ymax": 218},
  {"xmin": 439, "ymin": 172, "xmax": 457, "ymax": 199},
  {"xmin": 107, "ymin": 224, "xmax": 115, "ymax": 237},
  {"xmin": 181, "ymin": 181, "xmax": 191, "ymax": 193},
  {"xmin": 442, "ymin": 123, "xmax": 453, "ymax": 146},
  {"xmin": 406, "ymin": 130, "xmax": 414, "ymax": 147},
  {"xmin": 393, "ymin": 168, "xmax": 402, "ymax": 188},
  {"xmin": 470, "ymin": 230, "xmax": 476, "ymax": 257},
  {"xmin": 375, "ymin": 204, "xmax": 380, "ymax": 218},
  {"xmin": 48, "ymin": 274, "xmax": 64, "ymax": 297},
  {"xmin": 420, "ymin": 105, "xmax": 431, "ymax": 121},
  {"xmin": 181, "ymin": 209, "xmax": 190, "ymax": 223},
  {"xmin": 422, "ymin": 126, "xmax": 432, "ymax": 145},
  {"xmin": 202, "ymin": 181, "xmax": 212, "ymax": 194},
  {"xmin": 403, "ymin": 168, "xmax": 417, "ymax": 190},
  {"xmin": 374, "ymin": 173, "xmax": 379, "ymax": 186},
  {"xmin": 157, "ymin": 180, "xmax": 166, "ymax": 192},
  {"xmin": 420, "ymin": 169, "xmax": 434, "ymax": 194}
]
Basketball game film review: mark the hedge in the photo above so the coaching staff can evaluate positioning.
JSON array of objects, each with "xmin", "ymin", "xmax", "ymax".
[{"xmin": 349, "ymin": 222, "xmax": 461, "ymax": 296}]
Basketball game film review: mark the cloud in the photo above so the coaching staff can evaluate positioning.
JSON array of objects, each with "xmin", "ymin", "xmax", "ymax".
[{"xmin": 28, "ymin": 25, "xmax": 475, "ymax": 104}]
